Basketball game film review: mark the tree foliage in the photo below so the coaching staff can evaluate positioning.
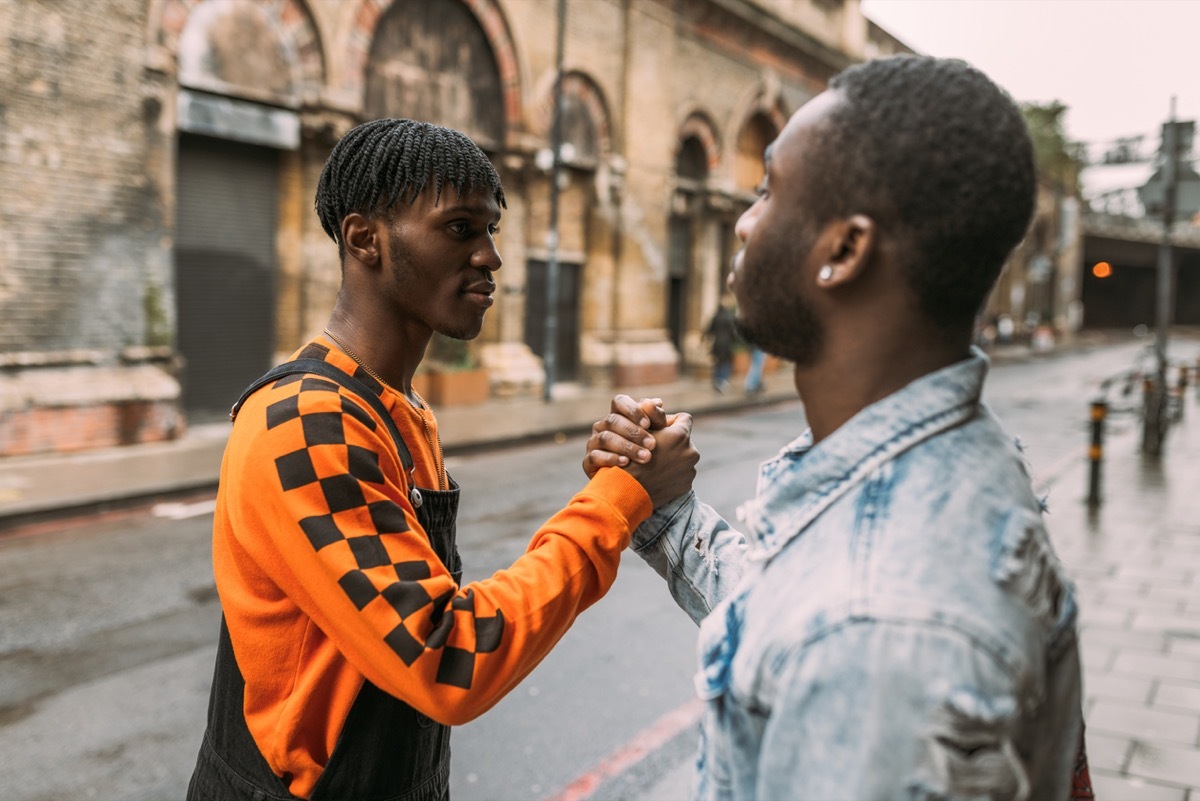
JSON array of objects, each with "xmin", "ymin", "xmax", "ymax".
[{"xmin": 1021, "ymin": 101, "xmax": 1086, "ymax": 195}]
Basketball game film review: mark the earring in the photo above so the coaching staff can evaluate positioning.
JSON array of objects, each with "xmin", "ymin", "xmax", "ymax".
[{"xmin": 818, "ymin": 265, "xmax": 834, "ymax": 282}]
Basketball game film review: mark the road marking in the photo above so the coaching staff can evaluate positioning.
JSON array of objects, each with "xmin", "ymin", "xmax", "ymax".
[
  {"xmin": 152, "ymin": 499, "xmax": 217, "ymax": 519},
  {"xmin": 542, "ymin": 698, "xmax": 703, "ymax": 801}
]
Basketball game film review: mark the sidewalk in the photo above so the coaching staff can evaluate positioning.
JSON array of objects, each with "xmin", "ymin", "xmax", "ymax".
[{"xmin": 0, "ymin": 366, "xmax": 801, "ymax": 529}]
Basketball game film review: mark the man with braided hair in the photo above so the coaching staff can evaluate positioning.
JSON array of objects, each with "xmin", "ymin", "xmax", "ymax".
[
  {"xmin": 586, "ymin": 56, "xmax": 1091, "ymax": 799},
  {"xmin": 187, "ymin": 118, "xmax": 696, "ymax": 800}
]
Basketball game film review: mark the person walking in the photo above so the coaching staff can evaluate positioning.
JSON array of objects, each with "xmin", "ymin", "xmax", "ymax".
[
  {"xmin": 186, "ymin": 119, "xmax": 694, "ymax": 801},
  {"xmin": 705, "ymin": 292, "xmax": 738, "ymax": 393},
  {"xmin": 585, "ymin": 55, "xmax": 1090, "ymax": 800},
  {"xmin": 742, "ymin": 346, "xmax": 766, "ymax": 396}
]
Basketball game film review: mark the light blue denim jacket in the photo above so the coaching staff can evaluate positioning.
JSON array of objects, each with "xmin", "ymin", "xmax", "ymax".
[{"xmin": 632, "ymin": 351, "xmax": 1082, "ymax": 800}]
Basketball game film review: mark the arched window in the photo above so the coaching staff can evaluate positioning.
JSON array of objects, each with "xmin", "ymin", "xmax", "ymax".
[
  {"xmin": 364, "ymin": 0, "xmax": 504, "ymax": 150},
  {"xmin": 676, "ymin": 136, "xmax": 709, "ymax": 183},
  {"xmin": 735, "ymin": 112, "xmax": 777, "ymax": 192}
]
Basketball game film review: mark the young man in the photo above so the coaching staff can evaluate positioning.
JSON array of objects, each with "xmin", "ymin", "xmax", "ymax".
[
  {"xmin": 187, "ymin": 119, "xmax": 695, "ymax": 801},
  {"xmin": 587, "ymin": 56, "xmax": 1089, "ymax": 799}
]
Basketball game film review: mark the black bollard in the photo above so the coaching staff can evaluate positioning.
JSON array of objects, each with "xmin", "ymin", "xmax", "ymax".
[{"xmin": 1087, "ymin": 399, "xmax": 1107, "ymax": 507}]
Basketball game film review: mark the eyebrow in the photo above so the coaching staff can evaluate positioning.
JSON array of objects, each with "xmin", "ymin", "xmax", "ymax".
[{"xmin": 436, "ymin": 203, "xmax": 500, "ymax": 219}]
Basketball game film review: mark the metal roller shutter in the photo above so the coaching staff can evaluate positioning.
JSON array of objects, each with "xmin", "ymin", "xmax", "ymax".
[{"xmin": 174, "ymin": 134, "xmax": 279, "ymax": 420}]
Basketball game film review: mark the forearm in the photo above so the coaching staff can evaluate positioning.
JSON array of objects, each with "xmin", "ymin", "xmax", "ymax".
[{"xmin": 629, "ymin": 491, "xmax": 749, "ymax": 624}]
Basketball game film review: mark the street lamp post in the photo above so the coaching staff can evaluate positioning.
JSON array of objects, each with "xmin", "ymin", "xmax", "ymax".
[
  {"xmin": 542, "ymin": 0, "xmax": 566, "ymax": 403},
  {"xmin": 1145, "ymin": 99, "xmax": 1179, "ymax": 456}
]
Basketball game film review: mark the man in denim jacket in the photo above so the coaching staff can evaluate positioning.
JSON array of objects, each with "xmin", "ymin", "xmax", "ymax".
[{"xmin": 587, "ymin": 55, "xmax": 1086, "ymax": 800}]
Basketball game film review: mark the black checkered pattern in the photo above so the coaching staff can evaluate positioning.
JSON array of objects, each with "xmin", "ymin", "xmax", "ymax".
[{"xmin": 266, "ymin": 357, "xmax": 502, "ymax": 690}]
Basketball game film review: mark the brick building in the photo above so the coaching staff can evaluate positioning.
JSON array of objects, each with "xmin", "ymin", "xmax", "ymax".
[{"xmin": 0, "ymin": 0, "xmax": 908, "ymax": 456}]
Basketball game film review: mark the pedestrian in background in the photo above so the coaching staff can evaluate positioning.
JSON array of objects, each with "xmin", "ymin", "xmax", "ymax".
[
  {"xmin": 705, "ymin": 292, "xmax": 738, "ymax": 393},
  {"xmin": 187, "ymin": 118, "xmax": 693, "ymax": 801},
  {"xmin": 743, "ymin": 345, "xmax": 766, "ymax": 396},
  {"xmin": 586, "ymin": 55, "xmax": 1090, "ymax": 800}
]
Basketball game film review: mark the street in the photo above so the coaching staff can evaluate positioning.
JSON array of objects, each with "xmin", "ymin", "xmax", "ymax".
[{"xmin": 0, "ymin": 338, "xmax": 1189, "ymax": 801}]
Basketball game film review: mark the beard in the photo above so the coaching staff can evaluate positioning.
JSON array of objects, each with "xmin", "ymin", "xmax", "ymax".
[
  {"xmin": 735, "ymin": 297, "xmax": 824, "ymax": 367},
  {"xmin": 733, "ymin": 229, "xmax": 825, "ymax": 367},
  {"xmin": 387, "ymin": 227, "xmax": 482, "ymax": 341}
]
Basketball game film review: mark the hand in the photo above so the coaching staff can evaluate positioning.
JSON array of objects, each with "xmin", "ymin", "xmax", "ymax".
[
  {"xmin": 583, "ymin": 395, "xmax": 668, "ymax": 479},
  {"xmin": 623, "ymin": 412, "xmax": 698, "ymax": 508}
]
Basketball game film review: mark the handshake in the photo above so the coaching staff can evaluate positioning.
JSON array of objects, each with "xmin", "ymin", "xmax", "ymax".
[{"xmin": 581, "ymin": 394, "xmax": 700, "ymax": 509}]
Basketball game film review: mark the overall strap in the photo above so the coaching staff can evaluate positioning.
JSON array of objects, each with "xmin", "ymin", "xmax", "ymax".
[{"xmin": 230, "ymin": 358, "xmax": 424, "ymax": 507}]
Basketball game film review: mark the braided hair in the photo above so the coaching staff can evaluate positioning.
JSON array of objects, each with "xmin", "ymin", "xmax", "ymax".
[{"xmin": 315, "ymin": 118, "xmax": 506, "ymax": 253}]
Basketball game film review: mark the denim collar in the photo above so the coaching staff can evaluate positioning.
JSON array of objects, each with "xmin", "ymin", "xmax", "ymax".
[{"xmin": 746, "ymin": 348, "xmax": 990, "ymax": 561}]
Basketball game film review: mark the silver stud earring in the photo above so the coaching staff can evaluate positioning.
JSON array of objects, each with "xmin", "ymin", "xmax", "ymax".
[{"xmin": 818, "ymin": 265, "xmax": 834, "ymax": 282}]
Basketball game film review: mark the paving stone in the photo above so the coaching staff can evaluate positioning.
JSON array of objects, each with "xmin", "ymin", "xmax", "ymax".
[
  {"xmin": 1081, "ymin": 624, "xmax": 1166, "ymax": 653},
  {"xmin": 1083, "ymin": 605, "xmax": 1134, "ymax": 628},
  {"xmin": 1168, "ymin": 638, "xmax": 1200, "ymax": 659},
  {"xmin": 1113, "ymin": 650, "xmax": 1200, "ymax": 683},
  {"xmin": 1089, "ymin": 700, "xmax": 1200, "ymax": 746},
  {"xmin": 1117, "ymin": 565, "xmax": 1193, "ymax": 584},
  {"xmin": 1084, "ymin": 672, "xmax": 1154, "ymax": 705},
  {"xmin": 1153, "ymin": 681, "xmax": 1200, "ymax": 712},
  {"xmin": 1145, "ymin": 585, "xmax": 1195, "ymax": 609},
  {"xmin": 1131, "ymin": 611, "xmax": 1200, "ymax": 636},
  {"xmin": 1086, "ymin": 730, "xmax": 1133, "ymax": 772},
  {"xmin": 1081, "ymin": 642, "xmax": 1116, "ymax": 673},
  {"xmin": 1089, "ymin": 771, "xmax": 1187, "ymax": 801},
  {"xmin": 1128, "ymin": 738, "xmax": 1200, "ymax": 788}
]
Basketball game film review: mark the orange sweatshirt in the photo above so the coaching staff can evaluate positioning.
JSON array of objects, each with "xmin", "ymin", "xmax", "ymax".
[{"xmin": 213, "ymin": 338, "xmax": 651, "ymax": 798}]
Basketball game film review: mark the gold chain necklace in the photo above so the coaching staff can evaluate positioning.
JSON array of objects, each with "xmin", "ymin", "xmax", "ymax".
[{"xmin": 323, "ymin": 329, "xmax": 446, "ymax": 491}]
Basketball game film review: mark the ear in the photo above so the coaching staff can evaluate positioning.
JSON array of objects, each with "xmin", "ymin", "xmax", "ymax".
[
  {"xmin": 816, "ymin": 214, "xmax": 875, "ymax": 288},
  {"xmin": 340, "ymin": 212, "xmax": 384, "ymax": 268}
]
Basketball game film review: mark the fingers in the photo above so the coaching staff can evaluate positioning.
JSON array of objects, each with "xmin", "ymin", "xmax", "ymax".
[
  {"xmin": 637, "ymin": 397, "xmax": 667, "ymax": 430},
  {"xmin": 582, "ymin": 447, "xmax": 635, "ymax": 479},
  {"xmin": 609, "ymin": 394, "xmax": 652, "ymax": 428},
  {"xmin": 663, "ymin": 411, "xmax": 694, "ymax": 438}
]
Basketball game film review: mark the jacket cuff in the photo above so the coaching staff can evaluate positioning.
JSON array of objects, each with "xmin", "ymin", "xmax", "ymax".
[{"xmin": 630, "ymin": 491, "xmax": 695, "ymax": 551}]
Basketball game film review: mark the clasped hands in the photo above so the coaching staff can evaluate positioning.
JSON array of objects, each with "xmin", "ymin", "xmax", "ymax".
[{"xmin": 582, "ymin": 394, "xmax": 699, "ymax": 508}]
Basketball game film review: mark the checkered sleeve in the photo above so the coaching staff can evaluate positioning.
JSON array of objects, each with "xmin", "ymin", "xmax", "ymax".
[{"xmin": 228, "ymin": 369, "xmax": 653, "ymax": 725}]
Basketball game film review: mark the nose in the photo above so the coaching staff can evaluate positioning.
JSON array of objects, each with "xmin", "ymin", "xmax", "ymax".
[
  {"xmin": 734, "ymin": 201, "xmax": 761, "ymax": 243},
  {"xmin": 473, "ymin": 236, "xmax": 502, "ymax": 273}
]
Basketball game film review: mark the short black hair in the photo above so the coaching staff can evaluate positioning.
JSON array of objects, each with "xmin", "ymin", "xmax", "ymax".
[
  {"xmin": 808, "ymin": 56, "xmax": 1035, "ymax": 332},
  {"xmin": 315, "ymin": 118, "xmax": 506, "ymax": 251}
]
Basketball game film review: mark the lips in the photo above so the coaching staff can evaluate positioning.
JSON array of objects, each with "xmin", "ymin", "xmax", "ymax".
[{"xmin": 463, "ymin": 280, "xmax": 496, "ymax": 307}]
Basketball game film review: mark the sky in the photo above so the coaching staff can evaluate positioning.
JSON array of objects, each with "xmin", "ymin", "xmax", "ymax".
[{"xmin": 859, "ymin": 0, "xmax": 1199, "ymax": 162}]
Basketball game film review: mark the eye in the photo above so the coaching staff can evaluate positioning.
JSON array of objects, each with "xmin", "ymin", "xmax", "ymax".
[
  {"xmin": 448, "ymin": 221, "xmax": 469, "ymax": 236},
  {"xmin": 753, "ymin": 182, "xmax": 769, "ymax": 199},
  {"xmin": 488, "ymin": 223, "xmax": 501, "ymax": 236}
]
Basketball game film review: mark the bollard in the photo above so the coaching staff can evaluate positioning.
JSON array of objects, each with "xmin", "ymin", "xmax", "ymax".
[
  {"xmin": 1142, "ymin": 375, "xmax": 1165, "ymax": 457},
  {"xmin": 1087, "ymin": 399, "xmax": 1107, "ymax": 506},
  {"xmin": 1178, "ymin": 365, "xmax": 1190, "ymax": 421}
]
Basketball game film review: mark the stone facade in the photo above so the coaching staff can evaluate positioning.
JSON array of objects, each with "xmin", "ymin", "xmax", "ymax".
[{"xmin": 0, "ymin": 0, "xmax": 909, "ymax": 455}]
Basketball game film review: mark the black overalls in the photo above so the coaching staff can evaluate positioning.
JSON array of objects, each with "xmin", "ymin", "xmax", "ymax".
[{"xmin": 188, "ymin": 360, "xmax": 463, "ymax": 801}]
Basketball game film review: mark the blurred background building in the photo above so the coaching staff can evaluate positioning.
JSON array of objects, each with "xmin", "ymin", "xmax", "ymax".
[
  {"xmin": 0, "ymin": 0, "xmax": 915, "ymax": 455},
  {"xmin": 14, "ymin": 0, "xmax": 1163, "ymax": 456}
]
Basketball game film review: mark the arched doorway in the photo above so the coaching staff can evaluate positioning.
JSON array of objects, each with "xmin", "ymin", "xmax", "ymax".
[{"xmin": 166, "ymin": 0, "xmax": 319, "ymax": 419}]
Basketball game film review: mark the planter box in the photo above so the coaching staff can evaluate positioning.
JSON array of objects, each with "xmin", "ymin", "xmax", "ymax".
[
  {"xmin": 424, "ymin": 368, "xmax": 490, "ymax": 406},
  {"xmin": 732, "ymin": 351, "xmax": 751, "ymax": 375}
]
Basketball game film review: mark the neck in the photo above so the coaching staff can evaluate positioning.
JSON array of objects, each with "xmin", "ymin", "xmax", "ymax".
[
  {"xmin": 795, "ymin": 329, "xmax": 969, "ymax": 444},
  {"xmin": 324, "ymin": 304, "xmax": 429, "ymax": 404}
]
